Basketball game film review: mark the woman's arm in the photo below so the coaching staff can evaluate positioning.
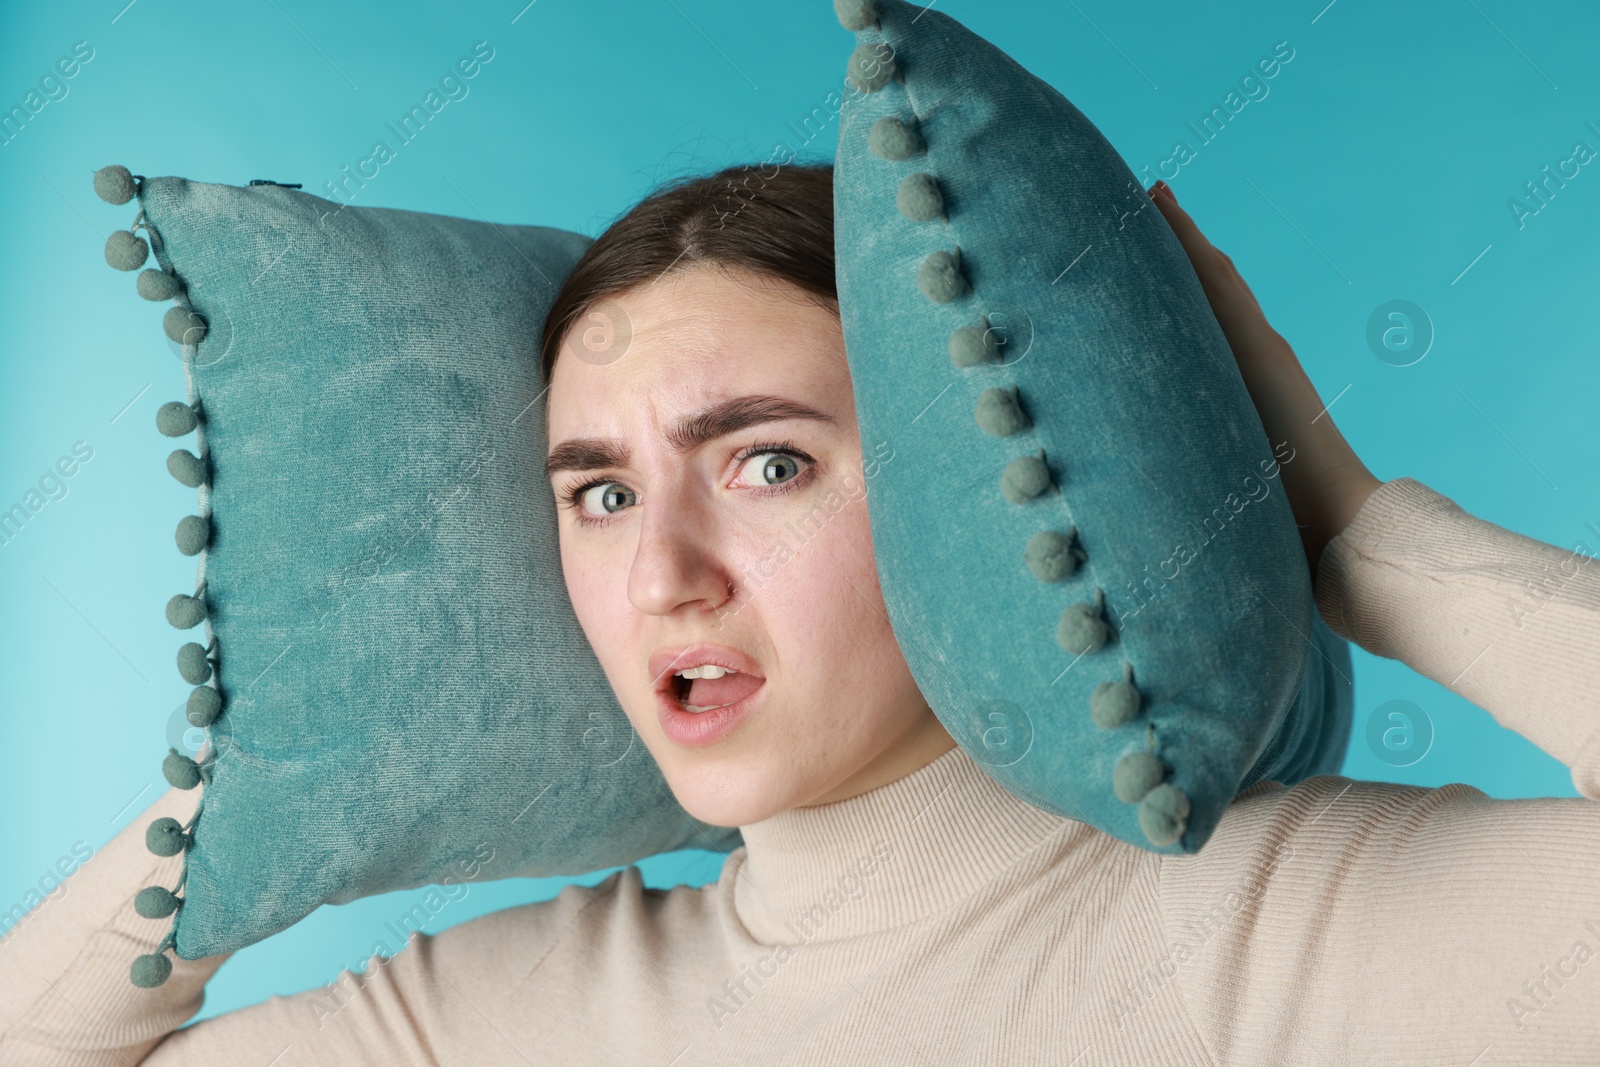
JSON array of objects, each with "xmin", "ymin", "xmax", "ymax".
[
  {"xmin": 0, "ymin": 784, "xmax": 230, "ymax": 1065},
  {"xmin": 2, "ymin": 780, "xmax": 652, "ymax": 1064},
  {"xmin": 1148, "ymin": 180, "xmax": 1600, "ymax": 798},
  {"xmin": 1, "ymin": 779, "xmax": 477, "ymax": 1066}
]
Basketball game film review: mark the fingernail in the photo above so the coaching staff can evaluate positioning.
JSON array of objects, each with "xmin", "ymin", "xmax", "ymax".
[{"xmin": 1148, "ymin": 180, "xmax": 1164, "ymax": 198}]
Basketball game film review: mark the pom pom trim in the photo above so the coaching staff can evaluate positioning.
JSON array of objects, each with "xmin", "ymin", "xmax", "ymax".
[
  {"xmin": 96, "ymin": 164, "xmax": 226, "ymax": 985},
  {"xmin": 844, "ymin": 11, "xmax": 1189, "ymax": 848}
]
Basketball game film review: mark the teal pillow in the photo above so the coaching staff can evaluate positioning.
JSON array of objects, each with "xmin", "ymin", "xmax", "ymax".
[
  {"xmin": 830, "ymin": 0, "xmax": 1353, "ymax": 853},
  {"xmin": 90, "ymin": 168, "xmax": 742, "ymax": 987}
]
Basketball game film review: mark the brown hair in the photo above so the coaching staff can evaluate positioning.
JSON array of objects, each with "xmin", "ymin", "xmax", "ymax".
[{"xmin": 538, "ymin": 161, "xmax": 838, "ymax": 393}]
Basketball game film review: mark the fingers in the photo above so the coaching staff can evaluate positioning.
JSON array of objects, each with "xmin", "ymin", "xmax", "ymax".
[
  {"xmin": 1148, "ymin": 184, "xmax": 1250, "ymax": 327},
  {"xmin": 1209, "ymin": 245, "xmax": 1262, "ymax": 308},
  {"xmin": 1147, "ymin": 183, "xmax": 1225, "ymax": 267},
  {"xmin": 1147, "ymin": 182, "xmax": 1221, "ymax": 270},
  {"xmin": 1147, "ymin": 183, "xmax": 1263, "ymax": 309},
  {"xmin": 1146, "ymin": 182, "xmax": 1277, "ymax": 349},
  {"xmin": 1148, "ymin": 183, "xmax": 1223, "ymax": 283}
]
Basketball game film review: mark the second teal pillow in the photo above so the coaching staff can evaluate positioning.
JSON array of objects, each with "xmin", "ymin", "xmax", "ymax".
[{"xmin": 830, "ymin": 0, "xmax": 1353, "ymax": 854}]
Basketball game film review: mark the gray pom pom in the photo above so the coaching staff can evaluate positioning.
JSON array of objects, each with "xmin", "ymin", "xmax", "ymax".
[
  {"xmin": 1113, "ymin": 750, "xmax": 1165, "ymax": 804},
  {"xmin": 167, "ymin": 449, "xmax": 205, "ymax": 487},
  {"xmin": 870, "ymin": 116, "xmax": 924, "ymax": 161},
  {"xmin": 134, "ymin": 885, "xmax": 181, "ymax": 919},
  {"xmin": 847, "ymin": 41, "xmax": 897, "ymax": 93},
  {"xmin": 896, "ymin": 172, "xmax": 944, "ymax": 222},
  {"xmin": 156, "ymin": 401, "xmax": 197, "ymax": 437},
  {"xmin": 833, "ymin": 0, "xmax": 878, "ymax": 30},
  {"xmin": 1091, "ymin": 674, "xmax": 1142, "ymax": 729},
  {"xmin": 175, "ymin": 514, "xmax": 210, "ymax": 556},
  {"xmin": 104, "ymin": 230, "xmax": 148, "ymax": 271},
  {"xmin": 166, "ymin": 593, "xmax": 206, "ymax": 629},
  {"xmin": 917, "ymin": 248, "xmax": 966, "ymax": 304},
  {"xmin": 145, "ymin": 817, "xmax": 187, "ymax": 857},
  {"xmin": 188, "ymin": 685, "xmax": 222, "ymax": 727},
  {"xmin": 1024, "ymin": 529, "xmax": 1079, "ymax": 583},
  {"xmin": 163, "ymin": 749, "xmax": 202, "ymax": 790},
  {"xmin": 1001, "ymin": 450, "xmax": 1051, "ymax": 503},
  {"xmin": 1057, "ymin": 594, "xmax": 1110, "ymax": 655},
  {"xmin": 177, "ymin": 641, "xmax": 212, "ymax": 685},
  {"xmin": 1139, "ymin": 783, "xmax": 1190, "ymax": 846},
  {"xmin": 137, "ymin": 269, "xmax": 180, "ymax": 302},
  {"xmin": 949, "ymin": 321, "xmax": 999, "ymax": 368},
  {"xmin": 130, "ymin": 953, "xmax": 173, "ymax": 988},
  {"xmin": 163, "ymin": 306, "xmax": 208, "ymax": 346},
  {"xmin": 93, "ymin": 165, "xmax": 137, "ymax": 205},
  {"xmin": 975, "ymin": 385, "xmax": 1029, "ymax": 437}
]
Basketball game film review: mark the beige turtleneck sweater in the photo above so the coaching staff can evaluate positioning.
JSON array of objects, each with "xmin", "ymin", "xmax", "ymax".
[{"xmin": 4, "ymin": 476, "xmax": 1600, "ymax": 1066}]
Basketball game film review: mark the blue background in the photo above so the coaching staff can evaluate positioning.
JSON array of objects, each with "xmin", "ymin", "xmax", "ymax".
[{"xmin": 2, "ymin": 0, "xmax": 1596, "ymax": 1026}]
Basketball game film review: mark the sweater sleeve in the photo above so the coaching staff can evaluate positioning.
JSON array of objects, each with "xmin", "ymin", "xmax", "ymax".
[
  {"xmin": 0, "ymin": 784, "xmax": 231, "ymax": 1066},
  {"xmin": 1, "ymin": 787, "xmax": 653, "ymax": 1067},
  {"xmin": 127, "ymin": 867, "xmax": 649, "ymax": 1066},
  {"xmin": 1312, "ymin": 476, "xmax": 1600, "ymax": 798}
]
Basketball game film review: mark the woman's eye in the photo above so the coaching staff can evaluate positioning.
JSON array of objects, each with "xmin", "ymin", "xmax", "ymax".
[
  {"xmin": 739, "ymin": 450, "xmax": 802, "ymax": 488},
  {"xmin": 564, "ymin": 446, "xmax": 812, "ymax": 527},
  {"xmin": 578, "ymin": 481, "xmax": 636, "ymax": 519}
]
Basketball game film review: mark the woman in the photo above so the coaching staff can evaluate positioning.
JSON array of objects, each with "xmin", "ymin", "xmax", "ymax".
[{"xmin": 5, "ymin": 162, "xmax": 1599, "ymax": 1065}]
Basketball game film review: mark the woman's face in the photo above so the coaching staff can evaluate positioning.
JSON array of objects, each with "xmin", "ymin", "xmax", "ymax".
[{"xmin": 545, "ymin": 265, "xmax": 954, "ymax": 828}]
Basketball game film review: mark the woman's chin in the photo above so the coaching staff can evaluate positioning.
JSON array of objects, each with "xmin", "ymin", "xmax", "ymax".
[{"xmin": 661, "ymin": 764, "xmax": 797, "ymax": 829}]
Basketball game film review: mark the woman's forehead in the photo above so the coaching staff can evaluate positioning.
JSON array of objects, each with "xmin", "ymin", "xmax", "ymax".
[
  {"xmin": 620, "ymin": 269, "xmax": 832, "ymax": 347},
  {"xmin": 549, "ymin": 272, "xmax": 849, "ymax": 425}
]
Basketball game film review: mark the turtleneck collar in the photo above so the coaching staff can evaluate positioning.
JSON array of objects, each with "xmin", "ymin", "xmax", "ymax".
[{"xmin": 731, "ymin": 743, "xmax": 1080, "ymax": 944}]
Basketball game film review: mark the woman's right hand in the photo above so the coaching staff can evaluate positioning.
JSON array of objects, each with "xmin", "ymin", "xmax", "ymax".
[{"xmin": 1147, "ymin": 179, "xmax": 1383, "ymax": 577}]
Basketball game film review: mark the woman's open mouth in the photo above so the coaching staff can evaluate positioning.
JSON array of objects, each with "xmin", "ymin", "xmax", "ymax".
[
  {"xmin": 656, "ymin": 666, "xmax": 766, "ymax": 746},
  {"xmin": 671, "ymin": 667, "xmax": 763, "ymax": 713}
]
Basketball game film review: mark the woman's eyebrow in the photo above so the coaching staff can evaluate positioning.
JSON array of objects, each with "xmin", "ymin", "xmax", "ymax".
[{"xmin": 545, "ymin": 394, "xmax": 836, "ymax": 480}]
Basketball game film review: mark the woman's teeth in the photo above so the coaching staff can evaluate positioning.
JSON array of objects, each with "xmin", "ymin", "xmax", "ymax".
[{"xmin": 675, "ymin": 665, "xmax": 734, "ymax": 679}]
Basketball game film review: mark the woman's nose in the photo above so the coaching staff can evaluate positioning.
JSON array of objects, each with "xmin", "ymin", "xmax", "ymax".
[{"xmin": 626, "ymin": 490, "xmax": 736, "ymax": 618}]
